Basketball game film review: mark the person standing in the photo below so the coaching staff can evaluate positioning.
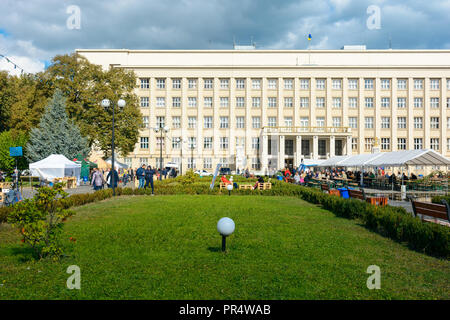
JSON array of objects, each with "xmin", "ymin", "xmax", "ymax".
[
  {"xmin": 136, "ymin": 164, "xmax": 146, "ymax": 189},
  {"xmin": 107, "ymin": 168, "xmax": 119, "ymax": 189},
  {"xmin": 91, "ymin": 168, "xmax": 105, "ymax": 191},
  {"xmin": 145, "ymin": 165, "xmax": 155, "ymax": 195}
]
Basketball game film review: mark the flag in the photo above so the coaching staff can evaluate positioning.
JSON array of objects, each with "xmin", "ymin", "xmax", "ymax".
[{"xmin": 308, "ymin": 34, "xmax": 312, "ymax": 41}]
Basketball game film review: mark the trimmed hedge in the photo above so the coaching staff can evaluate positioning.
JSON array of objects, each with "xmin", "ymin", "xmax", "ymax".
[
  {"xmin": 431, "ymin": 195, "xmax": 450, "ymax": 205},
  {"xmin": 1, "ymin": 180, "xmax": 448, "ymax": 258}
]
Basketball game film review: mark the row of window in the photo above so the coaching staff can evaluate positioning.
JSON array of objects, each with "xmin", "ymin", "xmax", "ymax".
[
  {"xmin": 140, "ymin": 96, "xmax": 450, "ymax": 109},
  {"xmin": 130, "ymin": 157, "xmax": 261, "ymax": 170},
  {"xmin": 139, "ymin": 136, "xmax": 261, "ymax": 151},
  {"xmin": 357, "ymin": 138, "xmax": 447, "ymax": 151},
  {"xmin": 140, "ymin": 78, "xmax": 450, "ymax": 91},
  {"xmin": 142, "ymin": 115, "xmax": 450, "ymax": 130}
]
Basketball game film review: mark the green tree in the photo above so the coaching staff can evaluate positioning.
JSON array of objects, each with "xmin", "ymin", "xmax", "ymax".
[
  {"xmin": 0, "ymin": 130, "xmax": 28, "ymax": 173},
  {"xmin": 26, "ymin": 89, "xmax": 90, "ymax": 162}
]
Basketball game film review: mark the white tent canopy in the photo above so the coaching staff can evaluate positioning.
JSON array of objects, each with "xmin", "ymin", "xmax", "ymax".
[
  {"xmin": 105, "ymin": 158, "xmax": 129, "ymax": 169},
  {"xmin": 318, "ymin": 149, "xmax": 450, "ymax": 168},
  {"xmin": 29, "ymin": 154, "xmax": 81, "ymax": 181}
]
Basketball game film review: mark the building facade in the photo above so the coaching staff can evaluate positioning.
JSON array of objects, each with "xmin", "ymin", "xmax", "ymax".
[{"xmin": 77, "ymin": 49, "xmax": 450, "ymax": 174}]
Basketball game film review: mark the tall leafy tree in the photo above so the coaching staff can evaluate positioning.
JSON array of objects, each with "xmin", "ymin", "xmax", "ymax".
[
  {"xmin": 0, "ymin": 130, "xmax": 28, "ymax": 173},
  {"xmin": 26, "ymin": 89, "xmax": 90, "ymax": 162}
]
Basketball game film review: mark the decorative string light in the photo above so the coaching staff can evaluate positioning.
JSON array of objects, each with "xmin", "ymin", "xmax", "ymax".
[{"xmin": 0, "ymin": 53, "xmax": 25, "ymax": 74}]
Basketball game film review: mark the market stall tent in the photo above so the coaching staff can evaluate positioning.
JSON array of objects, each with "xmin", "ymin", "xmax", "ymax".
[
  {"xmin": 29, "ymin": 154, "xmax": 81, "ymax": 182},
  {"xmin": 105, "ymin": 158, "xmax": 129, "ymax": 169}
]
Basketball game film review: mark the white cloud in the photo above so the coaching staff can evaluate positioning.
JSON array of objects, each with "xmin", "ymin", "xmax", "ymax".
[{"xmin": 0, "ymin": 55, "xmax": 44, "ymax": 76}]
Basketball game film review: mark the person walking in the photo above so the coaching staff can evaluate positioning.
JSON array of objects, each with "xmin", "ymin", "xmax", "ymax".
[
  {"xmin": 136, "ymin": 164, "xmax": 146, "ymax": 189},
  {"xmin": 91, "ymin": 168, "xmax": 105, "ymax": 191},
  {"xmin": 144, "ymin": 165, "xmax": 155, "ymax": 195},
  {"xmin": 122, "ymin": 169, "xmax": 129, "ymax": 187},
  {"xmin": 106, "ymin": 168, "xmax": 119, "ymax": 189}
]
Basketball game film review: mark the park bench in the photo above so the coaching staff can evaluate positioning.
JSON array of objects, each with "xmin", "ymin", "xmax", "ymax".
[
  {"xmin": 257, "ymin": 182, "xmax": 272, "ymax": 190},
  {"xmin": 348, "ymin": 188, "xmax": 366, "ymax": 200},
  {"xmin": 239, "ymin": 184, "xmax": 253, "ymax": 190},
  {"xmin": 409, "ymin": 198, "xmax": 450, "ymax": 227}
]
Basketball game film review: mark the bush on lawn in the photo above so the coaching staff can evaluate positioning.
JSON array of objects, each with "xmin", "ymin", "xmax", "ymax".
[{"xmin": 431, "ymin": 195, "xmax": 450, "ymax": 205}]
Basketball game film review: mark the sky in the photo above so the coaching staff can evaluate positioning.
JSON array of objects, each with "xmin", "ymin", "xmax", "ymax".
[{"xmin": 0, "ymin": 0, "xmax": 449, "ymax": 76}]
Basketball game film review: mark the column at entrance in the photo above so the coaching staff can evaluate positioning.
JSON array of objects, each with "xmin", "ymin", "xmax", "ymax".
[
  {"xmin": 295, "ymin": 135, "xmax": 302, "ymax": 167},
  {"xmin": 278, "ymin": 135, "xmax": 285, "ymax": 170},
  {"xmin": 313, "ymin": 135, "xmax": 318, "ymax": 160},
  {"xmin": 330, "ymin": 136, "xmax": 335, "ymax": 158},
  {"xmin": 261, "ymin": 135, "xmax": 268, "ymax": 175},
  {"xmin": 346, "ymin": 136, "xmax": 352, "ymax": 156}
]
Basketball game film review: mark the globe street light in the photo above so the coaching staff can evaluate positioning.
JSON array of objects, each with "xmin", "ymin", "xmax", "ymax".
[
  {"xmin": 217, "ymin": 217, "xmax": 235, "ymax": 252},
  {"xmin": 154, "ymin": 126, "xmax": 169, "ymax": 180},
  {"xmin": 226, "ymin": 183, "xmax": 233, "ymax": 196},
  {"xmin": 102, "ymin": 98, "xmax": 126, "ymax": 196}
]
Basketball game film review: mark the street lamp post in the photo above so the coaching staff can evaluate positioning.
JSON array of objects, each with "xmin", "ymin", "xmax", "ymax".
[
  {"xmin": 154, "ymin": 126, "xmax": 169, "ymax": 180},
  {"xmin": 176, "ymin": 138, "xmax": 184, "ymax": 175},
  {"xmin": 102, "ymin": 98, "xmax": 126, "ymax": 196}
]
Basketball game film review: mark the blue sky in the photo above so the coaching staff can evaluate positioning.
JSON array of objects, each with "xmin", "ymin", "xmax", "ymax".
[{"xmin": 0, "ymin": 0, "xmax": 449, "ymax": 75}]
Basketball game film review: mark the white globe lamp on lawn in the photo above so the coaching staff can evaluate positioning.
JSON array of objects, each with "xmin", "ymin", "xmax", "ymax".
[
  {"xmin": 226, "ymin": 183, "xmax": 233, "ymax": 196},
  {"xmin": 217, "ymin": 217, "xmax": 235, "ymax": 252}
]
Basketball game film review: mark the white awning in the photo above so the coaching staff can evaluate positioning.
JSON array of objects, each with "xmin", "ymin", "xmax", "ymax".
[{"xmin": 316, "ymin": 156, "xmax": 351, "ymax": 167}]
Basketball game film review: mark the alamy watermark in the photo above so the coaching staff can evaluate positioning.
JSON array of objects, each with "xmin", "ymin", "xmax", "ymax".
[
  {"xmin": 66, "ymin": 5, "xmax": 81, "ymax": 30},
  {"xmin": 366, "ymin": 5, "xmax": 381, "ymax": 30},
  {"xmin": 66, "ymin": 265, "xmax": 81, "ymax": 290},
  {"xmin": 366, "ymin": 265, "xmax": 381, "ymax": 290}
]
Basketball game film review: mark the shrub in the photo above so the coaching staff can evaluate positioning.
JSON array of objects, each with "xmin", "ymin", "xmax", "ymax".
[{"xmin": 431, "ymin": 195, "xmax": 450, "ymax": 205}]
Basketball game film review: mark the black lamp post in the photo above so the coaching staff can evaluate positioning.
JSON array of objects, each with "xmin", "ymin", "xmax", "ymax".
[
  {"xmin": 102, "ymin": 98, "xmax": 126, "ymax": 196},
  {"xmin": 176, "ymin": 138, "xmax": 184, "ymax": 175}
]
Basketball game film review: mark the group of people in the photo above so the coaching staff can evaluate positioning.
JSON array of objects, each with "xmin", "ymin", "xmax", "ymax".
[{"xmin": 220, "ymin": 174, "xmax": 265, "ymax": 190}]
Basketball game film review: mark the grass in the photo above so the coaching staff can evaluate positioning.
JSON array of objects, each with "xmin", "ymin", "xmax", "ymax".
[{"xmin": 0, "ymin": 195, "xmax": 449, "ymax": 300}]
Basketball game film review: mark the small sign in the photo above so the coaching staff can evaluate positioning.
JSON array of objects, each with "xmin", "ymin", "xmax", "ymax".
[{"xmin": 9, "ymin": 147, "xmax": 23, "ymax": 157}]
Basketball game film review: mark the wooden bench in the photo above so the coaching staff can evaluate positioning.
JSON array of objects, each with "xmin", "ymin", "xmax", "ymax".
[
  {"xmin": 239, "ymin": 184, "xmax": 253, "ymax": 190},
  {"xmin": 321, "ymin": 184, "xmax": 330, "ymax": 193},
  {"xmin": 257, "ymin": 182, "xmax": 272, "ymax": 190},
  {"xmin": 410, "ymin": 199, "xmax": 450, "ymax": 227},
  {"xmin": 348, "ymin": 189, "xmax": 366, "ymax": 200}
]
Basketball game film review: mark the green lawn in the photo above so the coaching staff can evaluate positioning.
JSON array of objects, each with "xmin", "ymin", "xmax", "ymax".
[{"xmin": 0, "ymin": 195, "xmax": 448, "ymax": 300}]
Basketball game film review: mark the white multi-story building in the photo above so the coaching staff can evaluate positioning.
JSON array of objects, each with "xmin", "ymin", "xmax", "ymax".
[{"xmin": 77, "ymin": 48, "xmax": 450, "ymax": 174}]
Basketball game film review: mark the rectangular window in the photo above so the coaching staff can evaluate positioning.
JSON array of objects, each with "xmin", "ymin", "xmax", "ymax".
[
  {"xmin": 284, "ymin": 117, "xmax": 293, "ymax": 127},
  {"xmin": 268, "ymin": 117, "xmax": 277, "ymax": 127},
  {"xmin": 139, "ymin": 157, "xmax": 149, "ymax": 166},
  {"xmin": 352, "ymin": 138, "xmax": 358, "ymax": 151},
  {"xmin": 365, "ymin": 117, "xmax": 374, "ymax": 129},
  {"xmin": 381, "ymin": 138, "xmax": 390, "ymax": 150},
  {"xmin": 251, "ymin": 158, "xmax": 261, "ymax": 170},
  {"xmin": 447, "ymin": 117, "xmax": 450, "ymax": 129},
  {"xmin": 365, "ymin": 97, "xmax": 374, "ymax": 108},
  {"xmin": 220, "ymin": 78, "xmax": 229, "ymax": 89},
  {"xmin": 188, "ymin": 117, "xmax": 197, "ymax": 129},
  {"xmin": 316, "ymin": 97, "xmax": 325, "ymax": 108},
  {"xmin": 172, "ymin": 97, "xmax": 181, "ymax": 108},
  {"xmin": 381, "ymin": 117, "xmax": 390, "ymax": 129},
  {"xmin": 364, "ymin": 79, "xmax": 374, "ymax": 89},
  {"xmin": 188, "ymin": 137, "xmax": 197, "ymax": 149},
  {"xmin": 348, "ymin": 79, "xmax": 358, "ymax": 90},
  {"xmin": 252, "ymin": 97, "xmax": 261, "ymax": 108},
  {"xmin": 172, "ymin": 138, "xmax": 181, "ymax": 149},
  {"xmin": 236, "ymin": 97, "xmax": 245, "ymax": 108},
  {"xmin": 316, "ymin": 79, "xmax": 325, "ymax": 90},
  {"xmin": 203, "ymin": 158, "xmax": 212, "ymax": 169},
  {"xmin": 172, "ymin": 116, "xmax": 180, "ymax": 129},
  {"xmin": 316, "ymin": 117, "xmax": 325, "ymax": 127},
  {"xmin": 397, "ymin": 97, "xmax": 406, "ymax": 108},
  {"xmin": 332, "ymin": 117, "xmax": 341, "ymax": 127},
  {"xmin": 300, "ymin": 97, "xmax": 309, "ymax": 108},
  {"xmin": 430, "ymin": 117, "xmax": 440, "ymax": 129},
  {"xmin": 252, "ymin": 79, "xmax": 261, "ymax": 90},
  {"xmin": 268, "ymin": 79, "xmax": 277, "ymax": 90},
  {"xmin": 156, "ymin": 116, "xmax": 165, "ymax": 128},
  {"xmin": 381, "ymin": 79, "xmax": 391, "ymax": 89},
  {"xmin": 447, "ymin": 98, "xmax": 450, "ymax": 108},
  {"xmin": 188, "ymin": 79, "xmax": 197, "ymax": 89},
  {"xmin": 156, "ymin": 97, "xmax": 166, "ymax": 108},
  {"xmin": 252, "ymin": 137, "xmax": 260, "ymax": 150},
  {"xmin": 414, "ymin": 97, "xmax": 423, "ymax": 108},
  {"xmin": 430, "ymin": 138, "xmax": 440, "ymax": 151},
  {"xmin": 414, "ymin": 138, "xmax": 423, "ymax": 150},
  {"xmin": 332, "ymin": 79, "xmax": 342, "ymax": 89},
  {"xmin": 204, "ymin": 97, "xmax": 213, "ymax": 108},
  {"xmin": 430, "ymin": 97, "xmax": 439, "ymax": 108},
  {"xmin": 414, "ymin": 79, "xmax": 423, "ymax": 90},
  {"xmin": 204, "ymin": 78, "xmax": 213, "ymax": 89},
  {"xmin": 430, "ymin": 79, "xmax": 440, "ymax": 90},
  {"xmin": 332, "ymin": 97, "xmax": 341, "ymax": 108},
  {"xmin": 220, "ymin": 137, "xmax": 229, "ymax": 149},
  {"xmin": 220, "ymin": 117, "xmax": 229, "ymax": 129},
  {"xmin": 398, "ymin": 138, "xmax": 406, "ymax": 150},
  {"xmin": 203, "ymin": 137, "xmax": 213, "ymax": 149},
  {"xmin": 236, "ymin": 116, "xmax": 245, "ymax": 129},
  {"xmin": 140, "ymin": 137, "xmax": 149, "ymax": 149},
  {"xmin": 300, "ymin": 79, "xmax": 309, "ymax": 89},
  {"xmin": 156, "ymin": 78, "xmax": 165, "ymax": 89},
  {"xmin": 220, "ymin": 97, "xmax": 229, "ymax": 108},
  {"xmin": 236, "ymin": 78, "xmax": 245, "ymax": 89},
  {"xmin": 447, "ymin": 79, "xmax": 450, "ymax": 90},
  {"xmin": 284, "ymin": 79, "xmax": 293, "ymax": 90},
  {"xmin": 172, "ymin": 78, "xmax": 181, "ymax": 89},
  {"xmin": 268, "ymin": 97, "xmax": 277, "ymax": 108},
  {"xmin": 187, "ymin": 158, "xmax": 196, "ymax": 169},
  {"xmin": 188, "ymin": 97, "xmax": 197, "ymax": 108},
  {"xmin": 252, "ymin": 116, "xmax": 261, "ymax": 129},
  {"xmin": 140, "ymin": 78, "xmax": 149, "ymax": 89},
  {"xmin": 300, "ymin": 117, "xmax": 309, "ymax": 127},
  {"xmin": 397, "ymin": 117, "xmax": 407, "ymax": 129},
  {"xmin": 349, "ymin": 117, "xmax": 357, "ymax": 129},
  {"xmin": 397, "ymin": 79, "xmax": 407, "ymax": 90},
  {"xmin": 381, "ymin": 97, "xmax": 390, "ymax": 108},
  {"xmin": 204, "ymin": 116, "xmax": 213, "ymax": 129},
  {"xmin": 365, "ymin": 138, "xmax": 373, "ymax": 151},
  {"xmin": 141, "ymin": 116, "xmax": 149, "ymax": 128},
  {"xmin": 349, "ymin": 97, "xmax": 358, "ymax": 108},
  {"xmin": 414, "ymin": 117, "xmax": 423, "ymax": 129},
  {"xmin": 284, "ymin": 97, "xmax": 293, "ymax": 108},
  {"xmin": 140, "ymin": 97, "xmax": 149, "ymax": 107}
]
